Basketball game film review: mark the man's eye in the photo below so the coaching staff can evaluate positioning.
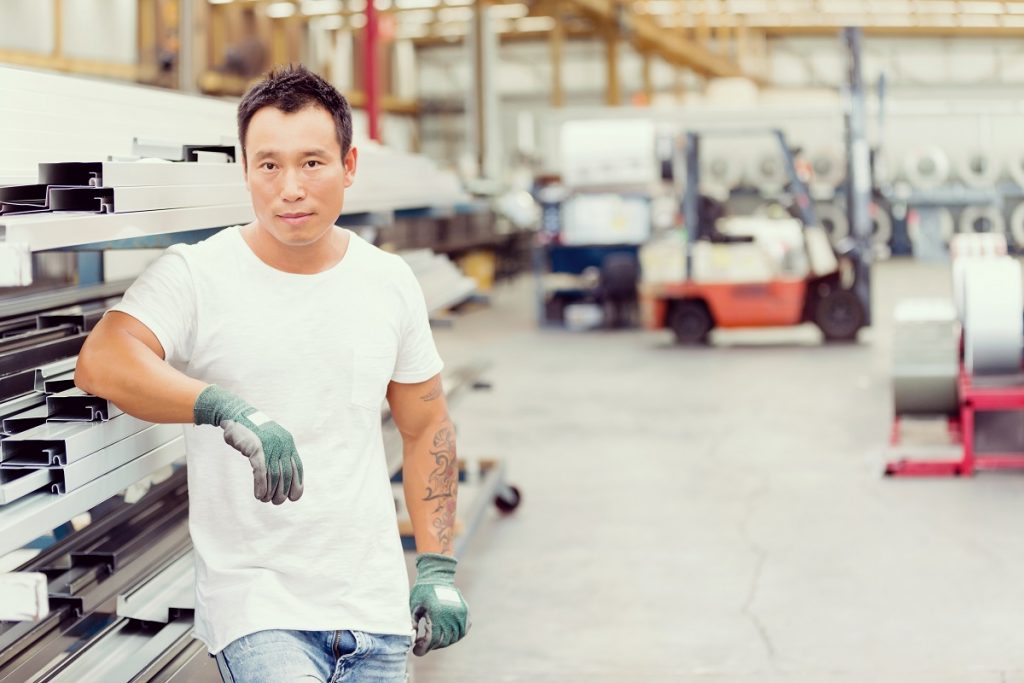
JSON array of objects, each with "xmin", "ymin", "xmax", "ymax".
[
  {"xmin": 262, "ymin": 162, "xmax": 276, "ymax": 170},
  {"xmin": 306, "ymin": 160, "xmax": 321, "ymax": 168}
]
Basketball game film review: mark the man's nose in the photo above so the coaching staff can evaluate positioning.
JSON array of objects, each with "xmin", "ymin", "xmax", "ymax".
[{"xmin": 280, "ymin": 169, "xmax": 305, "ymax": 201}]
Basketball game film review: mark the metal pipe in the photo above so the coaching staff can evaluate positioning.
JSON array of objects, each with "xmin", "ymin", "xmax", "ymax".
[{"xmin": 364, "ymin": 0, "xmax": 381, "ymax": 142}]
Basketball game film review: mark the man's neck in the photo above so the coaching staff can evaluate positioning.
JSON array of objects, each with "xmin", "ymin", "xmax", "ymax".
[{"xmin": 241, "ymin": 222, "xmax": 350, "ymax": 275}]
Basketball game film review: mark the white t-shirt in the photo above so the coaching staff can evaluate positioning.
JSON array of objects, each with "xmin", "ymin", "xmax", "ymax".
[{"xmin": 109, "ymin": 226, "xmax": 443, "ymax": 654}]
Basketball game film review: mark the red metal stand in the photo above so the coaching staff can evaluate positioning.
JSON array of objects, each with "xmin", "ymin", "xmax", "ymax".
[{"xmin": 886, "ymin": 368, "xmax": 1024, "ymax": 477}]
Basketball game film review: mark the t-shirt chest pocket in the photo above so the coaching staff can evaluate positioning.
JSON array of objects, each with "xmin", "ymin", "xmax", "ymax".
[{"xmin": 350, "ymin": 346, "xmax": 397, "ymax": 411}]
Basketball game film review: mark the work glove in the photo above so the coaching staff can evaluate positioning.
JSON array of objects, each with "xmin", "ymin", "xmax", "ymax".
[
  {"xmin": 410, "ymin": 553, "xmax": 470, "ymax": 656},
  {"xmin": 193, "ymin": 385, "xmax": 304, "ymax": 505}
]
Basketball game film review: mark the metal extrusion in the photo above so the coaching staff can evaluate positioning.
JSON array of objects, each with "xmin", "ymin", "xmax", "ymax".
[
  {"xmin": 0, "ymin": 468, "xmax": 54, "ymax": 505},
  {"xmin": 0, "ymin": 369, "xmax": 37, "ymax": 403},
  {"xmin": 0, "ymin": 436, "xmax": 185, "ymax": 558},
  {"xmin": 0, "ymin": 325, "xmax": 78, "ymax": 355},
  {"xmin": 0, "ymin": 391, "xmax": 46, "ymax": 419},
  {"xmin": 2, "ymin": 404, "xmax": 51, "ymax": 435},
  {"xmin": 0, "ymin": 334, "xmax": 86, "ymax": 378},
  {"xmin": 42, "ymin": 618, "xmax": 194, "ymax": 683},
  {"xmin": 0, "ymin": 280, "xmax": 130, "ymax": 321},
  {"xmin": 49, "ymin": 424, "xmax": 183, "ymax": 494},
  {"xmin": 42, "ymin": 372, "xmax": 76, "ymax": 395},
  {"xmin": 33, "ymin": 356, "xmax": 78, "ymax": 385},
  {"xmin": 46, "ymin": 387, "xmax": 123, "ymax": 422},
  {"xmin": 37, "ymin": 307, "xmax": 106, "ymax": 334},
  {"xmin": 38, "ymin": 160, "xmax": 242, "ymax": 188},
  {"xmin": 116, "ymin": 552, "xmax": 195, "ymax": 624},
  {"xmin": 0, "ymin": 203, "xmax": 255, "ymax": 252},
  {"xmin": 1, "ymin": 414, "xmax": 156, "ymax": 465}
]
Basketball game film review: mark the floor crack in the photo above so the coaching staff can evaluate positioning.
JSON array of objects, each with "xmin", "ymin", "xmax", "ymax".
[{"xmin": 739, "ymin": 473, "xmax": 778, "ymax": 668}]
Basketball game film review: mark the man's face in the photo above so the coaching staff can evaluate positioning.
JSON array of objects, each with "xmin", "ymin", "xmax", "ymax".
[{"xmin": 243, "ymin": 104, "xmax": 356, "ymax": 247}]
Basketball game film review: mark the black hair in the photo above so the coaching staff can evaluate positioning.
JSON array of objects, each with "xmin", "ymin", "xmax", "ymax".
[{"xmin": 237, "ymin": 64, "xmax": 352, "ymax": 161}]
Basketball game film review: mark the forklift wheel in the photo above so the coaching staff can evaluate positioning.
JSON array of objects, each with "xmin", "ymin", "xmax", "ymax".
[
  {"xmin": 669, "ymin": 301, "xmax": 712, "ymax": 345},
  {"xmin": 814, "ymin": 289, "xmax": 864, "ymax": 342}
]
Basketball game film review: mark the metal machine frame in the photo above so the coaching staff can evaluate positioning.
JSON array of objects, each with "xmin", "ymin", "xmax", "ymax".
[{"xmin": 887, "ymin": 366, "xmax": 1024, "ymax": 477}]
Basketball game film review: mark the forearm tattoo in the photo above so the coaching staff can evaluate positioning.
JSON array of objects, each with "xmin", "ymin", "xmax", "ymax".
[{"xmin": 423, "ymin": 423, "xmax": 457, "ymax": 553}]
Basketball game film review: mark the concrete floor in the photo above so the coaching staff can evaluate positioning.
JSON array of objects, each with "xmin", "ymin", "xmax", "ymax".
[{"xmin": 411, "ymin": 259, "xmax": 1024, "ymax": 682}]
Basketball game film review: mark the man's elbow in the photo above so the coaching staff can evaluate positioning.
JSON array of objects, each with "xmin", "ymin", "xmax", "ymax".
[{"xmin": 74, "ymin": 337, "xmax": 103, "ymax": 396}]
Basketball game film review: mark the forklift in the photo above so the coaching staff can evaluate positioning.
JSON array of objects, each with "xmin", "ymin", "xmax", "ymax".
[
  {"xmin": 640, "ymin": 129, "xmax": 868, "ymax": 344},
  {"xmin": 640, "ymin": 29, "xmax": 874, "ymax": 345}
]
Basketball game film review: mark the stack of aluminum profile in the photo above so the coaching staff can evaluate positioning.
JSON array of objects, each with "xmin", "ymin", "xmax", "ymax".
[
  {"xmin": 400, "ymin": 249, "xmax": 478, "ymax": 313},
  {"xmin": 0, "ymin": 289, "xmax": 185, "ymax": 558},
  {"xmin": 892, "ymin": 299, "xmax": 960, "ymax": 416},
  {"xmin": 0, "ymin": 468, "xmax": 206, "ymax": 682}
]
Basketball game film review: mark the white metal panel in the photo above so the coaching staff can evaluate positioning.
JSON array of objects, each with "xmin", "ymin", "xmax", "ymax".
[
  {"xmin": 0, "ymin": 204, "xmax": 255, "ymax": 251},
  {"xmin": 99, "ymin": 162, "xmax": 243, "ymax": 188},
  {"xmin": 111, "ymin": 184, "xmax": 250, "ymax": 213}
]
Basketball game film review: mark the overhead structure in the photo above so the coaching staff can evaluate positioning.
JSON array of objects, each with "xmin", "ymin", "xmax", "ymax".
[{"xmin": 562, "ymin": 0, "xmax": 748, "ymax": 79}]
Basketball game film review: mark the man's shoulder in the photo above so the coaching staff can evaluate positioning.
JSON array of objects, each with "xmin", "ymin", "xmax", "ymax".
[
  {"xmin": 349, "ymin": 232, "xmax": 413, "ymax": 276},
  {"xmin": 165, "ymin": 226, "xmax": 240, "ymax": 261}
]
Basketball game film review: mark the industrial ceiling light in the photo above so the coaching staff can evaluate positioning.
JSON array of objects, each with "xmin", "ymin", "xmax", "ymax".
[
  {"xmin": 960, "ymin": 0, "xmax": 1007, "ymax": 14},
  {"xmin": 489, "ymin": 2, "xmax": 528, "ymax": 19},
  {"xmin": 516, "ymin": 16, "xmax": 556, "ymax": 31},
  {"xmin": 266, "ymin": 2, "xmax": 297, "ymax": 18},
  {"xmin": 301, "ymin": 0, "xmax": 343, "ymax": 14},
  {"xmin": 208, "ymin": 0, "xmax": 234, "ymax": 5},
  {"xmin": 396, "ymin": 23, "xmax": 430, "ymax": 38},
  {"xmin": 395, "ymin": 0, "xmax": 440, "ymax": 8},
  {"xmin": 401, "ymin": 9, "xmax": 436, "ymax": 22},
  {"xmin": 438, "ymin": 6, "xmax": 473, "ymax": 21}
]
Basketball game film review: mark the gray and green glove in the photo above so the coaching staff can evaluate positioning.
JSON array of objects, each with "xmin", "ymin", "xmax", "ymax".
[
  {"xmin": 410, "ymin": 553, "xmax": 470, "ymax": 656},
  {"xmin": 193, "ymin": 385, "xmax": 304, "ymax": 505}
]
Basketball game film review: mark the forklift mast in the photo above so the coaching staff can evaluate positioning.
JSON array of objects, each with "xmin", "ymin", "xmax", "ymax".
[
  {"xmin": 843, "ymin": 26, "xmax": 873, "ymax": 325},
  {"xmin": 681, "ymin": 128, "xmax": 819, "ymax": 279}
]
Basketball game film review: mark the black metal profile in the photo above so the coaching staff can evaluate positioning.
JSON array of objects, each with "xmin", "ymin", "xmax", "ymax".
[
  {"xmin": 0, "ymin": 335, "xmax": 86, "ymax": 378},
  {"xmin": 0, "ymin": 281, "xmax": 130, "ymax": 323},
  {"xmin": 0, "ymin": 371, "xmax": 37, "ymax": 404},
  {"xmin": 37, "ymin": 162, "xmax": 103, "ymax": 187},
  {"xmin": 0, "ymin": 326, "xmax": 78, "ymax": 356}
]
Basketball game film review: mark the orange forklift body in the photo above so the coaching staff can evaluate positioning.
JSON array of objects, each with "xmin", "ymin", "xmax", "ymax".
[{"xmin": 641, "ymin": 278, "xmax": 808, "ymax": 329}]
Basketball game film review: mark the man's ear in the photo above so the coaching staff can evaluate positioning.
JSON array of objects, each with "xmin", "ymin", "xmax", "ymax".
[
  {"xmin": 343, "ymin": 147, "xmax": 358, "ymax": 188},
  {"xmin": 241, "ymin": 155, "xmax": 249, "ymax": 191}
]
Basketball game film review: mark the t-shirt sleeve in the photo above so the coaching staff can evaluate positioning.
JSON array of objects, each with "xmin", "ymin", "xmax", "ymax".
[
  {"xmin": 107, "ymin": 246, "xmax": 197, "ymax": 369},
  {"xmin": 392, "ymin": 260, "xmax": 444, "ymax": 384}
]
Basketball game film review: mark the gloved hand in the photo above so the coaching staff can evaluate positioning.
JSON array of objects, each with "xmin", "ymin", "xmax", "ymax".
[
  {"xmin": 410, "ymin": 553, "xmax": 470, "ymax": 656},
  {"xmin": 193, "ymin": 385, "xmax": 304, "ymax": 505}
]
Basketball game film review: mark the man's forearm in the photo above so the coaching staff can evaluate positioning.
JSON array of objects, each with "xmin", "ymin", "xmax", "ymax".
[
  {"xmin": 76, "ymin": 327, "xmax": 206, "ymax": 424},
  {"xmin": 403, "ymin": 417, "xmax": 459, "ymax": 555}
]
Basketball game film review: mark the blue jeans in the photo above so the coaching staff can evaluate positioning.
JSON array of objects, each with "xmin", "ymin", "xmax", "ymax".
[{"xmin": 214, "ymin": 629, "xmax": 411, "ymax": 683}]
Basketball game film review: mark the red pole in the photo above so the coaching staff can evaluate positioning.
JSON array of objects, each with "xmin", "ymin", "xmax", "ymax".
[{"xmin": 364, "ymin": 0, "xmax": 381, "ymax": 142}]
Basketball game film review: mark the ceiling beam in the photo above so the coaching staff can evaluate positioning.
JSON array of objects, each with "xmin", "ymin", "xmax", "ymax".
[{"xmin": 562, "ymin": 0, "xmax": 751, "ymax": 79}]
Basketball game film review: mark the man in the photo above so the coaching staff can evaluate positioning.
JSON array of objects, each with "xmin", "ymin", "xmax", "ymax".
[{"xmin": 74, "ymin": 65, "xmax": 470, "ymax": 682}]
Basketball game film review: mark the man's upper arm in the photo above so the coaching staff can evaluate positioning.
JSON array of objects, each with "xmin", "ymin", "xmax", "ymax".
[
  {"xmin": 90, "ymin": 311, "xmax": 167, "ymax": 360},
  {"xmin": 105, "ymin": 248, "xmax": 197, "ymax": 366},
  {"xmin": 387, "ymin": 374, "xmax": 447, "ymax": 438}
]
